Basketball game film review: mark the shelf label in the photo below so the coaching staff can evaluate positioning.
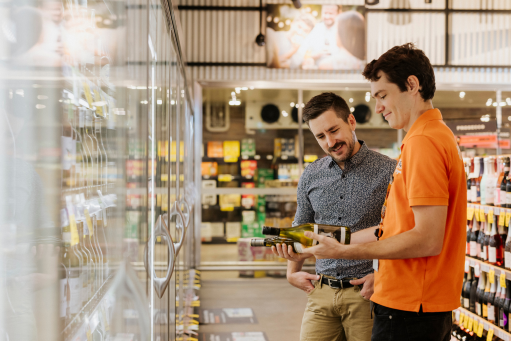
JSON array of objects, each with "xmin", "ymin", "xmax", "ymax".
[
  {"xmin": 499, "ymin": 212, "xmax": 506, "ymax": 226},
  {"xmin": 464, "ymin": 314, "xmax": 469, "ymax": 329},
  {"xmin": 477, "ymin": 322, "xmax": 484, "ymax": 337},
  {"xmin": 500, "ymin": 273, "xmax": 506, "ymax": 288},
  {"xmin": 474, "ymin": 263, "xmax": 481, "ymax": 277},
  {"xmin": 488, "ymin": 211, "xmax": 494, "ymax": 224},
  {"xmin": 489, "ymin": 269, "xmax": 495, "ymax": 283},
  {"xmin": 467, "ymin": 207, "xmax": 474, "ymax": 221},
  {"xmin": 460, "ymin": 312, "xmax": 466, "ymax": 325},
  {"xmin": 218, "ymin": 174, "xmax": 233, "ymax": 182},
  {"xmin": 479, "ymin": 209, "xmax": 486, "ymax": 222},
  {"xmin": 486, "ymin": 328, "xmax": 494, "ymax": 341},
  {"xmin": 467, "ymin": 317, "xmax": 474, "ymax": 332}
]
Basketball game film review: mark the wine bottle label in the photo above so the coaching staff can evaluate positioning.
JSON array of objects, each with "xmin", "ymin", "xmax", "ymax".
[
  {"xmin": 476, "ymin": 302, "xmax": 481, "ymax": 316},
  {"xmin": 60, "ymin": 278, "xmax": 67, "ymax": 318},
  {"xmin": 481, "ymin": 246, "xmax": 487, "ymax": 261},
  {"xmin": 470, "ymin": 241, "xmax": 478, "ymax": 257},
  {"xmin": 488, "ymin": 304, "xmax": 495, "ymax": 321},
  {"xmin": 464, "ymin": 298, "xmax": 470, "ymax": 308},
  {"xmin": 486, "ymin": 183, "xmax": 495, "ymax": 203},
  {"xmin": 489, "ymin": 246, "xmax": 497, "ymax": 263},
  {"xmin": 495, "ymin": 188, "xmax": 501, "ymax": 206},
  {"xmin": 483, "ymin": 303, "xmax": 488, "ymax": 317},
  {"xmin": 69, "ymin": 276, "xmax": 82, "ymax": 314},
  {"xmin": 501, "ymin": 190, "xmax": 508, "ymax": 205},
  {"xmin": 471, "ymin": 186, "xmax": 477, "ymax": 202},
  {"xmin": 507, "ymin": 192, "xmax": 511, "ymax": 204},
  {"xmin": 505, "ymin": 251, "xmax": 511, "ymax": 268},
  {"xmin": 293, "ymin": 243, "xmax": 305, "ymax": 253},
  {"xmin": 63, "ymin": 232, "xmax": 71, "ymax": 243}
]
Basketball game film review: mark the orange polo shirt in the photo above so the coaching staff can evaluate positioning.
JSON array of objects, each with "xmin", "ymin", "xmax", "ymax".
[{"xmin": 371, "ymin": 108, "xmax": 466, "ymax": 313}]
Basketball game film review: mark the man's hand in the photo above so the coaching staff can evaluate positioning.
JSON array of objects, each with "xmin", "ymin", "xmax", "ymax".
[
  {"xmin": 287, "ymin": 271, "xmax": 320, "ymax": 293},
  {"xmin": 272, "ymin": 243, "xmax": 313, "ymax": 262},
  {"xmin": 303, "ymin": 231, "xmax": 346, "ymax": 259},
  {"xmin": 350, "ymin": 273, "xmax": 374, "ymax": 300}
]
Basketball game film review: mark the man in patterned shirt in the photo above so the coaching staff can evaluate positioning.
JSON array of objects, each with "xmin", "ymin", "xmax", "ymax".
[{"xmin": 273, "ymin": 92, "xmax": 396, "ymax": 341}]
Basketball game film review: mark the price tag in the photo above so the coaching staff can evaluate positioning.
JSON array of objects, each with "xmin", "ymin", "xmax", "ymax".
[
  {"xmin": 486, "ymin": 328, "xmax": 494, "ymax": 341},
  {"xmin": 474, "ymin": 263, "xmax": 481, "ymax": 277},
  {"xmin": 488, "ymin": 212, "xmax": 494, "ymax": 224},
  {"xmin": 500, "ymin": 273, "xmax": 506, "ymax": 288},
  {"xmin": 467, "ymin": 317, "xmax": 474, "ymax": 332},
  {"xmin": 480, "ymin": 209, "xmax": 486, "ymax": 222},
  {"xmin": 499, "ymin": 212, "xmax": 506, "ymax": 226},
  {"xmin": 489, "ymin": 269, "xmax": 495, "ymax": 283},
  {"xmin": 467, "ymin": 207, "xmax": 475, "ymax": 221},
  {"xmin": 464, "ymin": 315, "xmax": 469, "ymax": 329},
  {"xmin": 218, "ymin": 174, "xmax": 233, "ymax": 182},
  {"xmin": 460, "ymin": 313, "xmax": 466, "ymax": 325},
  {"xmin": 506, "ymin": 212, "xmax": 511, "ymax": 227},
  {"xmin": 477, "ymin": 322, "xmax": 484, "ymax": 337}
]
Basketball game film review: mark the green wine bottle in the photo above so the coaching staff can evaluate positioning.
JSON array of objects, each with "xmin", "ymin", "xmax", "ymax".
[
  {"xmin": 261, "ymin": 223, "xmax": 351, "ymax": 246},
  {"xmin": 251, "ymin": 237, "xmax": 309, "ymax": 253}
]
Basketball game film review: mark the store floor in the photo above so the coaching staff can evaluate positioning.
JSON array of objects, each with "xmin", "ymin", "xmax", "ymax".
[{"xmin": 199, "ymin": 277, "xmax": 307, "ymax": 341}]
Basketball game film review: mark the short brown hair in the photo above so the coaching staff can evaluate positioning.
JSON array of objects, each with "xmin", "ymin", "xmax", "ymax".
[
  {"xmin": 303, "ymin": 92, "xmax": 351, "ymax": 125},
  {"xmin": 362, "ymin": 43, "xmax": 436, "ymax": 101}
]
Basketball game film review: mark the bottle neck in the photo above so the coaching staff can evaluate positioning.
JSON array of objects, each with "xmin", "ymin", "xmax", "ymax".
[{"xmin": 490, "ymin": 221, "xmax": 497, "ymax": 235}]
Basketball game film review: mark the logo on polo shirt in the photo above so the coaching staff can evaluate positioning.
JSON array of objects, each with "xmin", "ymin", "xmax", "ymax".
[{"xmin": 394, "ymin": 159, "xmax": 402, "ymax": 175}]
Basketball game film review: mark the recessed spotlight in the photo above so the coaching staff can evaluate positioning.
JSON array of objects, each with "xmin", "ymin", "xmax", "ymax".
[
  {"xmin": 290, "ymin": 102, "xmax": 295, "ymax": 107},
  {"xmin": 349, "ymin": 98, "xmax": 354, "ymax": 103},
  {"xmin": 350, "ymin": 107, "xmax": 355, "ymax": 112},
  {"xmin": 459, "ymin": 91, "xmax": 465, "ymax": 99}
]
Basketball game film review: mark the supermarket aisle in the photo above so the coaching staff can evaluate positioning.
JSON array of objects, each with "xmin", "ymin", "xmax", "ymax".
[{"xmin": 199, "ymin": 278, "xmax": 307, "ymax": 340}]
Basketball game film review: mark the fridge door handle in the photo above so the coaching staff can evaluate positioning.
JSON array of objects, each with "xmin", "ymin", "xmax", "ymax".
[
  {"xmin": 167, "ymin": 200, "xmax": 187, "ymax": 255},
  {"xmin": 143, "ymin": 214, "xmax": 176, "ymax": 298}
]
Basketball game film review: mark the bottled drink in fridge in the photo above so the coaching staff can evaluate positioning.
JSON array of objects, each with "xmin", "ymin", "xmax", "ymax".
[
  {"xmin": 488, "ymin": 218, "xmax": 504, "ymax": 266},
  {"xmin": 261, "ymin": 223, "xmax": 351, "ymax": 246}
]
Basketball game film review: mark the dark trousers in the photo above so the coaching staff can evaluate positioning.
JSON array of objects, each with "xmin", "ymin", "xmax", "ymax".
[{"xmin": 371, "ymin": 303, "xmax": 452, "ymax": 341}]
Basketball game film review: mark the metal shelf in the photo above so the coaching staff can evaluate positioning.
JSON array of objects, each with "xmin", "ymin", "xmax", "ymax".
[
  {"xmin": 455, "ymin": 307, "xmax": 511, "ymax": 340},
  {"xmin": 466, "ymin": 256, "xmax": 511, "ymax": 280}
]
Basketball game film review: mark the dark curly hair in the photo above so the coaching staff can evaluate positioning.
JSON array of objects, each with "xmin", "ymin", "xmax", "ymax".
[
  {"xmin": 362, "ymin": 43, "xmax": 436, "ymax": 101},
  {"xmin": 303, "ymin": 92, "xmax": 351, "ymax": 125}
]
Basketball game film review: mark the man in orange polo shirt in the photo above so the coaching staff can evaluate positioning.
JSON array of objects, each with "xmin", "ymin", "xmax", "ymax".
[{"xmin": 304, "ymin": 43, "xmax": 466, "ymax": 340}]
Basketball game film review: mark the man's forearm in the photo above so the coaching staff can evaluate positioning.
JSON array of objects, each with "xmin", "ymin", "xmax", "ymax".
[
  {"xmin": 287, "ymin": 259, "xmax": 305, "ymax": 274},
  {"xmin": 351, "ymin": 227, "xmax": 378, "ymax": 244},
  {"xmin": 341, "ymin": 228, "xmax": 443, "ymax": 260}
]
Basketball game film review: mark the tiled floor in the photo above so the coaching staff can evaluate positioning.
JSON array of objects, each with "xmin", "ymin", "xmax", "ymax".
[{"xmin": 198, "ymin": 278, "xmax": 308, "ymax": 341}]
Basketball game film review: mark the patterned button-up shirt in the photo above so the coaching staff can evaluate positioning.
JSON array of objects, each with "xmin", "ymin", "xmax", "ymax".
[{"xmin": 294, "ymin": 141, "xmax": 397, "ymax": 279}]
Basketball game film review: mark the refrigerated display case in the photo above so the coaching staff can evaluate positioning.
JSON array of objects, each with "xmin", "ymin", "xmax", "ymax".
[{"xmin": 0, "ymin": 0, "xmax": 196, "ymax": 340}]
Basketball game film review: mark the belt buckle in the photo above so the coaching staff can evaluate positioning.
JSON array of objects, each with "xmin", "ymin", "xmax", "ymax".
[{"xmin": 327, "ymin": 278, "xmax": 340, "ymax": 289}]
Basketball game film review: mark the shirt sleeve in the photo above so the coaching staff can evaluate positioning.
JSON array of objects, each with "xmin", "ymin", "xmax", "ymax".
[
  {"xmin": 292, "ymin": 169, "xmax": 315, "ymax": 226},
  {"xmin": 403, "ymin": 135, "xmax": 449, "ymax": 207}
]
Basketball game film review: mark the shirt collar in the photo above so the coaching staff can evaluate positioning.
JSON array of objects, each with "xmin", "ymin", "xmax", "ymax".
[
  {"xmin": 328, "ymin": 140, "xmax": 369, "ymax": 169},
  {"xmin": 402, "ymin": 108, "xmax": 443, "ymax": 148}
]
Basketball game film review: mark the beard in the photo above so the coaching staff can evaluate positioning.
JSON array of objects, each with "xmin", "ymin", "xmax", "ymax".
[{"xmin": 328, "ymin": 131, "xmax": 357, "ymax": 164}]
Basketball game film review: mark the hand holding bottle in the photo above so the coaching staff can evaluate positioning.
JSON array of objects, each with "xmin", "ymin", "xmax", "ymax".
[
  {"xmin": 271, "ymin": 243, "xmax": 313, "ymax": 262},
  {"xmin": 350, "ymin": 273, "xmax": 375, "ymax": 300},
  {"xmin": 303, "ymin": 231, "xmax": 345, "ymax": 259}
]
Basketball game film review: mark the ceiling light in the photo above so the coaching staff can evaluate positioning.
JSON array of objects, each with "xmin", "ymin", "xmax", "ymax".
[
  {"xmin": 350, "ymin": 107, "xmax": 355, "ymax": 112},
  {"xmin": 500, "ymin": 102, "xmax": 506, "ymax": 106},
  {"xmin": 506, "ymin": 98, "xmax": 511, "ymax": 105},
  {"xmin": 290, "ymin": 102, "xmax": 295, "ymax": 107},
  {"xmin": 480, "ymin": 115, "xmax": 490, "ymax": 122},
  {"xmin": 36, "ymin": 104, "xmax": 46, "ymax": 109},
  {"xmin": 459, "ymin": 92, "xmax": 465, "ymax": 99},
  {"xmin": 241, "ymin": 87, "xmax": 248, "ymax": 91},
  {"xmin": 229, "ymin": 100, "xmax": 241, "ymax": 106},
  {"xmin": 493, "ymin": 102, "xmax": 498, "ymax": 107},
  {"xmin": 235, "ymin": 88, "xmax": 241, "ymax": 94},
  {"xmin": 37, "ymin": 95, "xmax": 48, "ymax": 100},
  {"xmin": 349, "ymin": 98, "xmax": 354, "ymax": 103},
  {"xmin": 249, "ymin": 87, "xmax": 254, "ymax": 90},
  {"xmin": 157, "ymin": 100, "xmax": 163, "ymax": 105},
  {"xmin": 282, "ymin": 110, "xmax": 289, "ymax": 117},
  {"xmin": 486, "ymin": 98, "xmax": 493, "ymax": 106},
  {"xmin": 295, "ymin": 104, "xmax": 299, "ymax": 108}
]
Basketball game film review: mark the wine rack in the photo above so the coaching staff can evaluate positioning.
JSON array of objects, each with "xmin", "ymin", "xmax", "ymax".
[{"xmin": 454, "ymin": 307, "xmax": 511, "ymax": 340}]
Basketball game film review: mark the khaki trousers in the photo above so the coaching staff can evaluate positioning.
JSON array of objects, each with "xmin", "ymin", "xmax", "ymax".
[{"xmin": 300, "ymin": 276, "xmax": 373, "ymax": 341}]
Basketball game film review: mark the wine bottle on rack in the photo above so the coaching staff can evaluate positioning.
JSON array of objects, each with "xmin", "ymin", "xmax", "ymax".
[
  {"xmin": 483, "ymin": 276, "xmax": 491, "ymax": 318},
  {"xmin": 470, "ymin": 266, "xmax": 479, "ymax": 313},
  {"xmin": 471, "ymin": 157, "xmax": 482, "ymax": 203},
  {"xmin": 504, "ymin": 280, "xmax": 511, "ymax": 332},
  {"xmin": 482, "ymin": 221, "xmax": 490, "ymax": 262},
  {"xmin": 477, "ymin": 219, "xmax": 485, "ymax": 260},
  {"xmin": 463, "ymin": 266, "xmax": 473, "ymax": 310},
  {"xmin": 470, "ymin": 217, "xmax": 479, "ymax": 258},
  {"xmin": 476, "ymin": 272, "xmax": 487, "ymax": 317},
  {"xmin": 481, "ymin": 158, "xmax": 489, "ymax": 205},
  {"xmin": 466, "ymin": 216, "xmax": 473, "ymax": 255},
  {"xmin": 504, "ymin": 226, "xmax": 511, "ymax": 270},
  {"xmin": 495, "ymin": 157, "xmax": 505, "ymax": 207},
  {"xmin": 60, "ymin": 209, "xmax": 82, "ymax": 321},
  {"xmin": 261, "ymin": 223, "xmax": 351, "ymax": 246},
  {"xmin": 500, "ymin": 157, "xmax": 510, "ymax": 208},
  {"xmin": 461, "ymin": 266, "xmax": 468, "ymax": 307},
  {"xmin": 486, "ymin": 157, "xmax": 498, "ymax": 206},
  {"xmin": 77, "ymin": 220, "xmax": 90, "ymax": 304},
  {"xmin": 465, "ymin": 158, "xmax": 472, "ymax": 203},
  {"xmin": 498, "ymin": 284, "xmax": 506, "ymax": 328},
  {"xmin": 487, "ymin": 277, "xmax": 496, "ymax": 324},
  {"xmin": 507, "ymin": 173, "xmax": 511, "ymax": 208},
  {"xmin": 488, "ymin": 218, "xmax": 504, "ymax": 266},
  {"xmin": 494, "ymin": 284, "xmax": 503, "ymax": 327}
]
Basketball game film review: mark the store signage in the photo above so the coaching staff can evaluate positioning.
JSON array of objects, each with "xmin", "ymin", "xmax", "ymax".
[
  {"xmin": 266, "ymin": 4, "xmax": 366, "ymax": 70},
  {"xmin": 458, "ymin": 135, "xmax": 510, "ymax": 149},
  {"xmin": 446, "ymin": 120, "xmax": 497, "ymax": 135}
]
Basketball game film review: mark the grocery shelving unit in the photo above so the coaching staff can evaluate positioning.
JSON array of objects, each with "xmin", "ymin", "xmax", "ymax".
[{"xmin": 455, "ymin": 307, "xmax": 511, "ymax": 340}]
